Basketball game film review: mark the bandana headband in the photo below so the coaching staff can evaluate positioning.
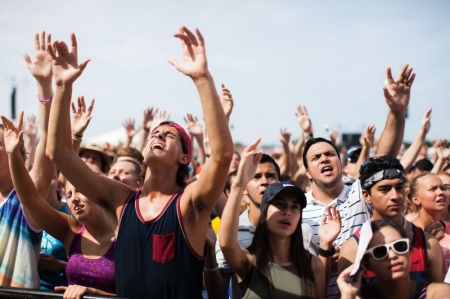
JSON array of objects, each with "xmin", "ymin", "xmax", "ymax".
[{"xmin": 362, "ymin": 168, "xmax": 406, "ymax": 190}]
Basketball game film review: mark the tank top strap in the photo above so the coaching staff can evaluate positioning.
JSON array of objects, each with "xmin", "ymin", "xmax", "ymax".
[{"xmin": 69, "ymin": 225, "xmax": 85, "ymax": 255}]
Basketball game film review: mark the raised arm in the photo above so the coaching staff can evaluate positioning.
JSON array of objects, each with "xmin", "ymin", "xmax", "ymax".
[
  {"xmin": 350, "ymin": 125, "xmax": 375, "ymax": 179},
  {"xmin": 432, "ymin": 139, "xmax": 449, "ymax": 174},
  {"xmin": 70, "ymin": 96, "xmax": 95, "ymax": 154},
  {"xmin": 400, "ymin": 108, "xmax": 431, "ymax": 171},
  {"xmin": 184, "ymin": 113, "xmax": 205, "ymax": 165},
  {"xmin": 2, "ymin": 114, "xmax": 76, "ymax": 246},
  {"xmin": 123, "ymin": 118, "xmax": 137, "ymax": 148},
  {"xmin": 219, "ymin": 139, "xmax": 261, "ymax": 278},
  {"xmin": 279, "ymin": 128, "xmax": 292, "ymax": 176},
  {"xmin": 23, "ymin": 114, "xmax": 38, "ymax": 170},
  {"xmin": 169, "ymin": 27, "xmax": 233, "ymax": 216},
  {"xmin": 376, "ymin": 64, "xmax": 415, "ymax": 157},
  {"xmin": 220, "ymin": 84, "xmax": 234, "ymax": 123},
  {"xmin": 136, "ymin": 107, "xmax": 158, "ymax": 153},
  {"xmin": 46, "ymin": 33, "xmax": 131, "ymax": 219},
  {"xmin": 23, "ymin": 31, "xmax": 57, "ymax": 199}
]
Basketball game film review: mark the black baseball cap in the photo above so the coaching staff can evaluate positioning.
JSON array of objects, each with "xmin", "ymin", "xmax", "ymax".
[{"xmin": 260, "ymin": 181, "xmax": 307, "ymax": 211}]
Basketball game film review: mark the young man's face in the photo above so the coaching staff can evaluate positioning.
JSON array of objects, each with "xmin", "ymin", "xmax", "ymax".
[
  {"xmin": 246, "ymin": 162, "xmax": 279, "ymax": 208},
  {"xmin": 362, "ymin": 178, "xmax": 406, "ymax": 219},
  {"xmin": 145, "ymin": 125, "xmax": 188, "ymax": 166},
  {"xmin": 305, "ymin": 142, "xmax": 342, "ymax": 190}
]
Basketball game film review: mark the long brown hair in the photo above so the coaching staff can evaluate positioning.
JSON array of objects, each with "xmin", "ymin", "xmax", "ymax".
[{"xmin": 247, "ymin": 203, "xmax": 316, "ymax": 298}]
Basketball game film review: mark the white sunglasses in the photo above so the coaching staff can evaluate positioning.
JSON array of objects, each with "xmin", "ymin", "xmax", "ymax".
[{"xmin": 365, "ymin": 238, "xmax": 409, "ymax": 260}]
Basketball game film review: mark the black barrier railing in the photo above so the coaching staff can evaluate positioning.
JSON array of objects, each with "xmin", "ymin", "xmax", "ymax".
[{"xmin": 0, "ymin": 287, "xmax": 129, "ymax": 299}]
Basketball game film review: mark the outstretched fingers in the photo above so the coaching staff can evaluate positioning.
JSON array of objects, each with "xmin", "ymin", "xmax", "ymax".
[
  {"xmin": 183, "ymin": 26, "xmax": 199, "ymax": 47},
  {"xmin": 70, "ymin": 33, "xmax": 78, "ymax": 56}
]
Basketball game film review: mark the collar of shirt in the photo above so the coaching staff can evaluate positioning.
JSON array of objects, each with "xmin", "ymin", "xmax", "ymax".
[{"xmin": 306, "ymin": 184, "xmax": 351, "ymax": 206}]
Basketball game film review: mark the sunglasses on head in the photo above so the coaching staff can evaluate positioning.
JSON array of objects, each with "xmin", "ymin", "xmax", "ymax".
[{"xmin": 365, "ymin": 238, "xmax": 409, "ymax": 260}]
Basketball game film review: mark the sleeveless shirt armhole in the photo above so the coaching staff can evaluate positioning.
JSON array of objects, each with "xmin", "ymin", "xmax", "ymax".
[
  {"xmin": 239, "ymin": 265, "xmax": 254, "ymax": 296},
  {"xmin": 176, "ymin": 190, "xmax": 206, "ymax": 259},
  {"xmin": 118, "ymin": 187, "xmax": 141, "ymax": 224},
  {"xmin": 69, "ymin": 225, "xmax": 85, "ymax": 254}
]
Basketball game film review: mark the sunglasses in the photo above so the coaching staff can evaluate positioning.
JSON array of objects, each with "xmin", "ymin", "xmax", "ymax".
[{"xmin": 365, "ymin": 238, "xmax": 409, "ymax": 260}]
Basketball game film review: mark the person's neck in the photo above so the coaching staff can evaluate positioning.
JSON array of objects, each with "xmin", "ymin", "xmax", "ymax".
[
  {"xmin": 377, "ymin": 276, "xmax": 415, "ymax": 299},
  {"xmin": 83, "ymin": 212, "xmax": 115, "ymax": 240},
  {"xmin": 0, "ymin": 172, "xmax": 14, "ymax": 204},
  {"xmin": 310, "ymin": 180, "xmax": 344, "ymax": 205},
  {"xmin": 267, "ymin": 233, "xmax": 291, "ymax": 266},
  {"xmin": 372, "ymin": 212, "xmax": 404, "ymax": 227},
  {"xmin": 248, "ymin": 204, "xmax": 260, "ymax": 227},
  {"xmin": 142, "ymin": 165, "xmax": 181, "ymax": 198},
  {"xmin": 413, "ymin": 209, "xmax": 438, "ymax": 230}
]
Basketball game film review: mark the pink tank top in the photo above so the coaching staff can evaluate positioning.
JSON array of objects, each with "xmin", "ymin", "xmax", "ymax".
[{"xmin": 65, "ymin": 226, "xmax": 116, "ymax": 294}]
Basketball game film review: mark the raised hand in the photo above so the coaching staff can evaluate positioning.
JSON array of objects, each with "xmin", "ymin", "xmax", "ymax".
[
  {"xmin": 329, "ymin": 127, "xmax": 341, "ymax": 146},
  {"xmin": 383, "ymin": 64, "xmax": 415, "ymax": 114},
  {"xmin": 421, "ymin": 108, "xmax": 432, "ymax": 134},
  {"xmin": 22, "ymin": 31, "xmax": 53, "ymax": 84},
  {"xmin": 435, "ymin": 139, "xmax": 449, "ymax": 160},
  {"xmin": 360, "ymin": 125, "xmax": 376, "ymax": 148},
  {"xmin": 150, "ymin": 110, "xmax": 170, "ymax": 132},
  {"xmin": 318, "ymin": 206, "xmax": 342, "ymax": 246},
  {"xmin": 168, "ymin": 26, "xmax": 208, "ymax": 79},
  {"xmin": 23, "ymin": 114, "xmax": 38, "ymax": 140},
  {"xmin": 280, "ymin": 128, "xmax": 291, "ymax": 146},
  {"xmin": 47, "ymin": 33, "xmax": 90, "ymax": 86},
  {"xmin": 184, "ymin": 113, "xmax": 203, "ymax": 136},
  {"xmin": 235, "ymin": 138, "xmax": 263, "ymax": 187},
  {"xmin": 295, "ymin": 105, "xmax": 313, "ymax": 134},
  {"xmin": 123, "ymin": 118, "xmax": 138, "ymax": 139},
  {"xmin": 221, "ymin": 84, "xmax": 234, "ymax": 120},
  {"xmin": 1, "ymin": 112, "xmax": 24, "ymax": 155},
  {"xmin": 71, "ymin": 96, "xmax": 94, "ymax": 137},
  {"xmin": 142, "ymin": 107, "xmax": 159, "ymax": 131}
]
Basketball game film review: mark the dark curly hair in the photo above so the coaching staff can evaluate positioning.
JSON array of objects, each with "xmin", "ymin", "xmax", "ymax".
[
  {"xmin": 259, "ymin": 154, "xmax": 281, "ymax": 180},
  {"xmin": 359, "ymin": 156, "xmax": 404, "ymax": 194}
]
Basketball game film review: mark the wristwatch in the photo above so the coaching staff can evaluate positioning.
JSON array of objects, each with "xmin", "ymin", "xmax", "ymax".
[{"xmin": 318, "ymin": 246, "xmax": 336, "ymax": 257}]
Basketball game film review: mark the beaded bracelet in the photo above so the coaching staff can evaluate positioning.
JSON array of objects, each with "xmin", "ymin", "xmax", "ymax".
[{"xmin": 72, "ymin": 137, "xmax": 82, "ymax": 143}]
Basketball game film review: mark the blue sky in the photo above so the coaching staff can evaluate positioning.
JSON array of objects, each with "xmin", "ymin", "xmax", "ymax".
[{"xmin": 1, "ymin": 1, "xmax": 449, "ymax": 146}]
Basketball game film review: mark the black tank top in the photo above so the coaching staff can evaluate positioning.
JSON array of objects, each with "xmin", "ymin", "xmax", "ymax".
[{"xmin": 116, "ymin": 187, "xmax": 205, "ymax": 298}]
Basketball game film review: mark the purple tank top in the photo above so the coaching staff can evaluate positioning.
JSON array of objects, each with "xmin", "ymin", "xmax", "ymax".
[{"xmin": 66, "ymin": 226, "xmax": 116, "ymax": 294}]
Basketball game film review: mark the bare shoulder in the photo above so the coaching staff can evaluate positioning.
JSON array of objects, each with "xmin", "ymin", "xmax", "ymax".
[
  {"xmin": 338, "ymin": 236, "xmax": 358, "ymax": 273},
  {"xmin": 427, "ymin": 283, "xmax": 450, "ymax": 299}
]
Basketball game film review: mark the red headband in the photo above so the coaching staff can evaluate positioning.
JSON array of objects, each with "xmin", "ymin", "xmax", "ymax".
[{"xmin": 152, "ymin": 122, "xmax": 192, "ymax": 165}]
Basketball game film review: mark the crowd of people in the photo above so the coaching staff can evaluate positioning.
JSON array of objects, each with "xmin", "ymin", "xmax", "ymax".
[{"xmin": 0, "ymin": 27, "xmax": 450, "ymax": 299}]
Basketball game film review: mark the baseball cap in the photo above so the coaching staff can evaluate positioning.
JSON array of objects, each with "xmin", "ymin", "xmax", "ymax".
[
  {"xmin": 151, "ymin": 121, "xmax": 192, "ymax": 164},
  {"xmin": 260, "ymin": 181, "xmax": 307, "ymax": 211},
  {"xmin": 345, "ymin": 147, "xmax": 362, "ymax": 163}
]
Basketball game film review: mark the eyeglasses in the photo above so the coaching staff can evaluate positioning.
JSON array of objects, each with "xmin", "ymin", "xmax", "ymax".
[{"xmin": 365, "ymin": 238, "xmax": 409, "ymax": 260}]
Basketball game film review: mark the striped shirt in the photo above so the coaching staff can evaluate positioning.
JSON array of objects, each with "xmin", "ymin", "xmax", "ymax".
[{"xmin": 302, "ymin": 180, "xmax": 372, "ymax": 299}]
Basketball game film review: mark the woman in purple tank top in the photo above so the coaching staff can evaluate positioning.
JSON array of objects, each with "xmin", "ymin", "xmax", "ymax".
[
  {"xmin": 338, "ymin": 220, "xmax": 450, "ymax": 299},
  {"xmin": 2, "ymin": 113, "xmax": 117, "ymax": 298}
]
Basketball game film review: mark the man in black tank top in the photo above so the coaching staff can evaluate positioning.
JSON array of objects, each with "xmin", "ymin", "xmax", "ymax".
[{"xmin": 45, "ymin": 27, "xmax": 233, "ymax": 298}]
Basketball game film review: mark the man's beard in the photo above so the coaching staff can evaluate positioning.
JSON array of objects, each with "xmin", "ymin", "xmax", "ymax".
[
  {"xmin": 312, "ymin": 174, "xmax": 342, "ymax": 190},
  {"xmin": 248, "ymin": 194, "xmax": 260, "ymax": 209}
]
